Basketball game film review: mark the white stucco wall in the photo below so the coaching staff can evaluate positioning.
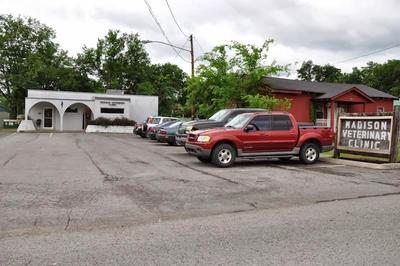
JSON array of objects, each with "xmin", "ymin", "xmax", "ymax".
[
  {"xmin": 25, "ymin": 90, "xmax": 158, "ymax": 131},
  {"xmin": 129, "ymin": 95, "xmax": 159, "ymax": 123},
  {"xmin": 93, "ymin": 97, "xmax": 130, "ymax": 119},
  {"xmin": 63, "ymin": 104, "xmax": 88, "ymax": 131},
  {"xmin": 28, "ymin": 102, "xmax": 61, "ymax": 130}
]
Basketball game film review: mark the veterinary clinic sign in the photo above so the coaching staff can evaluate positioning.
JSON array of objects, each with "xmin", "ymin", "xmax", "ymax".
[{"xmin": 337, "ymin": 116, "xmax": 393, "ymax": 155}]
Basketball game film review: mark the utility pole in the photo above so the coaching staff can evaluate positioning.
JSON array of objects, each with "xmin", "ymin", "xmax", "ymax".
[{"xmin": 190, "ymin": 34, "xmax": 194, "ymax": 77}]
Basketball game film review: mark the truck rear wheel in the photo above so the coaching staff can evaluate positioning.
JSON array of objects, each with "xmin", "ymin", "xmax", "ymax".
[
  {"xmin": 211, "ymin": 143, "xmax": 236, "ymax": 168},
  {"xmin": 300, "ymin": 143, "xmax": 320, "ymax": 164}
]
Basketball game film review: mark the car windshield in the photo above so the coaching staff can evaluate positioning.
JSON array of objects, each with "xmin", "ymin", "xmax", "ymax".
[
  {"xmin": 209, "ymin": 109, "xmax": 230, "ymax": 122},
  {"xmin": 225, "ymin": 113, "xmax": 253, "ymax": 129},
  {"xmin": 150, "ymin": 118, "xmax": 161, "ymax": 124}
]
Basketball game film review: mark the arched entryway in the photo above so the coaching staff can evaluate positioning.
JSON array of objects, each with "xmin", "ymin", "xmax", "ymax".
[
  {"xmin": 27, "ymin": 101, "xmax": 61, "ymax": 130},
  {"xmin": 62, "ymin": 103, "xmax": 94, "ymax": 131}
]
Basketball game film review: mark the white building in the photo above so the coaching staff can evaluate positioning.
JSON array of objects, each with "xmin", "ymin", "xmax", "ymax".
[{"xmin": 20, "ymin": 90, "xmax": 158, "ymax": 131}]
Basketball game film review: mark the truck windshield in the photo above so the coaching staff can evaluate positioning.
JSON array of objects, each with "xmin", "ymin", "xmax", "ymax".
[
  {"xmin": 225, "ymin": 113, "xmax": 253, "ymax": 129},
  {"xmin": 209, "ymin": 109, "xmax": 230, "ymax": 122}
]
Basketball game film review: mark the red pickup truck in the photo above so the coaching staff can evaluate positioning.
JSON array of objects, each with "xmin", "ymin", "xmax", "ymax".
[{"xmin": 185, "ymin": 112, "xmax": 333, "ymax": 167}]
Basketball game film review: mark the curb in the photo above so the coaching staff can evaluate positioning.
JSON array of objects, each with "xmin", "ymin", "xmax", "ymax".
[{"xmin": 320, "ymin": 156, "xmax": 400, "ymax": 170}]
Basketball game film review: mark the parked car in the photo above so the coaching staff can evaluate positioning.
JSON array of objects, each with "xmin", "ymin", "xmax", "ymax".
[
  {"xmin": 147, "ymin": 120, "xmax": 179, "ymax": 140},
  {"xmin": 156, "ymin": 121, "xmax": 183, "ymax": 145},
  {"xmin": 134, "ymin": 117, "xmax": 152, "ymax": 137},
  {"xmin": 138, "ymin": 116, "xmax": 179, "ymax": 138},
  {"xmin": 184, "ymin": 112, "xmax": 333, "ymax": 167},
  {"xmin": 175, "ymin": 108, "xmax": 265, "ymax": 145}
]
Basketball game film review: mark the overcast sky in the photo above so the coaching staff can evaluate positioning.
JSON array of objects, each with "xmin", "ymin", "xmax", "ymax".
[{"xmin": 2, "ymin": 0, "xmax": 400, "ymax": 76}]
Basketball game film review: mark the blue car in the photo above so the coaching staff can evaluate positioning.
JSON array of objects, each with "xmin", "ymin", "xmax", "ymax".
[{"xmin": 156, "ymin": 121, "xmax": 183, "ymax": 145}]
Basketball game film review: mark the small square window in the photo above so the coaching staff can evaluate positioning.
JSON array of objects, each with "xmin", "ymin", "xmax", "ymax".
[{"xmin": 377, "ymin": 107, "xmax": 384, "ymax": 113}]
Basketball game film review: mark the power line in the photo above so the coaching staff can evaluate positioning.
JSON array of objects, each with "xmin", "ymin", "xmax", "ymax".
[
  {"xmin": 194, "ymin": 36, "xmax": 205, "ymax": 54},
  {"xmin": 165, "ymin": 0, "xmax": 188, "ymax": 38},
  {"xmin": 143, "ymin": 0, "xmax": 190, "ymax": 63},
  {"xmin": 174, "ymin": 38, "xmax": 189, "ymax": 59},
  {"xmin": 335, "ymin": 42, "xmax": 400, "ymax": 64}
]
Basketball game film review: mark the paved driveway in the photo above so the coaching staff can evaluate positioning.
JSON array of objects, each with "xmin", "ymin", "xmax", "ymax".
[{"xmin": 1, "ymin": 133, "xmax": 400, "ymax": 236}]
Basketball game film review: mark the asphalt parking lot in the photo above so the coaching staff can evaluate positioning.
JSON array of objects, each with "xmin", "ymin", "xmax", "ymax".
[
  {"xmin": 1, "ymin": 132, "xmax": 399, "ymax": 233},
  {"xmin": 1, "ymin": 133, "xmax": 400, "ymax": 264}
]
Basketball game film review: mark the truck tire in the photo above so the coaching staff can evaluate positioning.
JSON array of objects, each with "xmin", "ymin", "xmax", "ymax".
[
  {"xmin": 197, "ymin": 156, "xmax": 211, "ymax": 163},
  {"xmin": 211, "ymin": 143, "xmax": 236, "ymax": 168},
  {"xmin": 300, "ymin": 143, "xmax": 320, "ymax": 164}
]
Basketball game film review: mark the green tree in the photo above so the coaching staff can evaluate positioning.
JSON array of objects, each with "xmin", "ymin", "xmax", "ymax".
[
  {"xmin": 340, "ymin": 67, "xmax": 364, "ymax": 84},
  {"xmin": 243, "ymin": 94, "xmax": 291, "ymax": 111},
  {"xmin": 137, "ymin": 63, "xmax": 187, "ymax": 116},
  {"xmin": 360, "ymin": 60, "xmax": 400, "ymax": 94},
  {"xmin": 297, "ymin": 60, "xmax": 343, "ymax": 82},
  {"xmin": 0, "ymin": 15, "xmax": 96, "ymax": 118},
  {"xmin": 186, "ymin": 40, "xmax": 287, "ymax": 117},
  {"xmin": 76, "ymin": 30, "xmax": 151, "ymax": 94}
]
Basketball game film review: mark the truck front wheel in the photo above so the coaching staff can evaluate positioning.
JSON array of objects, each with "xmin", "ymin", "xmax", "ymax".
[
  {"xmin": 300, "ymin": 143, "xmax": 320, "ymax": 164},
  {"xmin": 197, "ymin": 156, "xmax": 211, "ymax": 163},
  {"xmin": 211, "ymin": 143, "xmax": 236, "ymax": 168}
]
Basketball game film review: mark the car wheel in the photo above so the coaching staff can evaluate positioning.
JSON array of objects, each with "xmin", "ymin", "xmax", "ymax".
[
  {"xmin": 211, "ymin": 143, "xmax": 236, "ymax": 168},
  {"xmin": 300, "ymin": 143, "xmax": 320, "ymax": 164},
  {"xmin": 197, "ymin": 156, "xmax": 211, "ymax": 163}
]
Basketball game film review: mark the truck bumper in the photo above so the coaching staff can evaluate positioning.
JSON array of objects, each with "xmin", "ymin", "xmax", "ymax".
[{"xmin": 185, "ymin": 143, "xmax": 211, "ymax": 158}]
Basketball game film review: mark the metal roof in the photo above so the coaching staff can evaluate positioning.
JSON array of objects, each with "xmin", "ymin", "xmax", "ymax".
[{"xmin": 264, "ymin": 77, "xmax": 397, "ymax": 99}]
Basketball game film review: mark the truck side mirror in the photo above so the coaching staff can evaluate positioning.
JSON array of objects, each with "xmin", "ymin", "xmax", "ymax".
[{"xmin": 244, "ymin": 124, "xmax": 255, "ymax": 132}]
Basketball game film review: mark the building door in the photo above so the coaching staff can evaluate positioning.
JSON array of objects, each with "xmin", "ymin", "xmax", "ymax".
[{"xmin": 43, "ymin": 107, "xmax": 53, "ymax": 129}]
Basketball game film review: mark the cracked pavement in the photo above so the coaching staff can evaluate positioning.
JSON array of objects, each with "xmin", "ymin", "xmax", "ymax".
[{"xmin": 1, "ymin": 133, "xmax": 400, "ymax": 264}]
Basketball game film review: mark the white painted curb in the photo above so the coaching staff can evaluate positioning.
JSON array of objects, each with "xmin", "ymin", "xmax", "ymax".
[
  {"xmin": 320, "ymin": 156, "xmax": 400, "ymax": 170},
  {"xmin": 85, "ymin": 125, "xmax": 134, "ymax": 134}
]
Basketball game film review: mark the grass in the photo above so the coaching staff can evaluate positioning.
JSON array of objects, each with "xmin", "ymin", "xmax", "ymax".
[
  {"xmin": 0, "ymin": 128, "xmax": 17, "ymax": 133},
  {"xmin": 323, "ymin": 141, "xmax": 400, "ymax": 163}
]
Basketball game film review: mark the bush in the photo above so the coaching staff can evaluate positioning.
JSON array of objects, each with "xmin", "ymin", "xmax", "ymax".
[
  {"xmin": 87, "ymin": 117, "xmax": 136, "ymax": 127},
  {"xmin": 243, "ymin": 94, "xmax": 292, "ymax": 111}
]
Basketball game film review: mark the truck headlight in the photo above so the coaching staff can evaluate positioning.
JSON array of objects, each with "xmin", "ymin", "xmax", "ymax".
[
  {"xmin": 185, "ymin": 126, "xmax": 193, "ymax": 134},
  {"xmin": 197, "ymin": 136, "xmax": 211, "ymax": 143}
]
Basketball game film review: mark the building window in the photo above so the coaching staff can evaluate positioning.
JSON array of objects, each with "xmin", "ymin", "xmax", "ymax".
[
  {"xmin": 377, "ymin": 106, "xmax": 384, "ymax": 113},
  {"xmin": 65, "ymin": 107, "xmax": 78, "ymax": 113},
  {"xmin": 315, "ymin": 103, "xmax": 324, "ymax": 119},
  {"xmin": 101, "ymin": 108, "xmax": 124, "ymax": 114}
]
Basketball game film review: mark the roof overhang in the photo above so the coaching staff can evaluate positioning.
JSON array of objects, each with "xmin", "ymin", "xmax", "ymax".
[{"xmin": 272, "ymin": 89, "xmax": 302, "ymax": 95}]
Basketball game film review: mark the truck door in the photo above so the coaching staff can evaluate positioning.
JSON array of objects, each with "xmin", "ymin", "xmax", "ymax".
[
  {"xmin": 238, "ymin": 115, "xmax": 271, "ymax": 153},
  {"xmin": 265, "ymin": 115, "xmax": 298, "ymax": 151}
]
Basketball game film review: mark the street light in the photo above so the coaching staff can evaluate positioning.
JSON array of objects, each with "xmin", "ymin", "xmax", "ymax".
[{"xmin": 142, "ymin": 34, "xmax": 195, "ymax": 77}]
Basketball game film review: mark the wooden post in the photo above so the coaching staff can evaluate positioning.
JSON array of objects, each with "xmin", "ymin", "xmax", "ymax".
[
  {"xmin": 333, "ymin": 109, "xmax": 341, "ymax": 158},
  {"xmin": 389, "ymin": 107, "xmax": 400, "ymax": 163}
]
